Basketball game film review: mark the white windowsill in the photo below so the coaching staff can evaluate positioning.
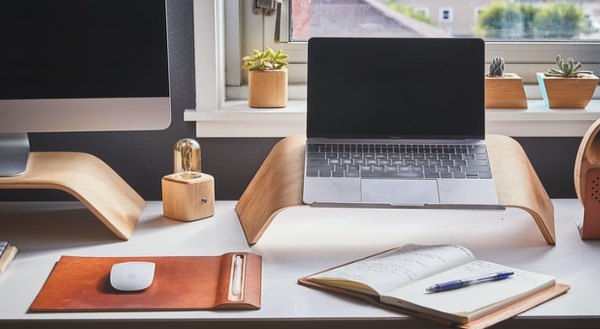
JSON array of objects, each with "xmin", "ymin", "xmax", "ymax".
[{"xmin": 185, "ymin": 99, "xmax": 600, "ymax": 138}]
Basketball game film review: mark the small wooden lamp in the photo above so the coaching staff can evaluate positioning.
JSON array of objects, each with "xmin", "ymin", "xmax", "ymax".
[
  {"xmin": 162, "ymin": 139, "xmax": 215, "ymax": 221},
  {"xmin": 574, "ymin": 119, "xmax": 600, "ymax": 239}
]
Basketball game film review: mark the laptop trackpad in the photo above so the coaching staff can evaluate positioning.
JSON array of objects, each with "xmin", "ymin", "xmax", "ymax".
[{"xmin": 361, "ymin": 179, "xmax": 440, "ymax": 206}]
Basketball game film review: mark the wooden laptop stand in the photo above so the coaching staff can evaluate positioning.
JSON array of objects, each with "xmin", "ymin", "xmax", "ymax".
[
  {"xmin": 0, "ymin": 152, "xmax": 145, "ymax": 240},
  {"xmin": 235, "ymin": 135, "xmax": 555, "ymax": 246}
]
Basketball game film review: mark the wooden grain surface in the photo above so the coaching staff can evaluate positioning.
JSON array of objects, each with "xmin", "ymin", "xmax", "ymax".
[
  {"xmin": 162, "ymin": 173, "xmax": 215, "ymax": 221},
  {"xmin": 573, "ymin": 119, "xmax": 600, "ymax": 239},
  {"xmin": 0, "ymin": 152, "xmax": 145, "ymax": 240},
  {"xmin": 539, "ymin": 74, "xmax": 598, "ymax": 109},
  {"xmin": 574, "ymin": 118, "xmax": 600, "ymax": 205},
  {"xmin": 235, "ymin": 135, "xmax": 556, "ymax": 245},
  {"xmin": 485, "ymin": 74, "xmax": 528, "ymax": 109},
  {"xmin": 235, "ymin": 136, "xmax": 305, "ymax": 245},
  {"xmin": 248, "ymin": 69, "xmax": 288, "ymax": 108}
]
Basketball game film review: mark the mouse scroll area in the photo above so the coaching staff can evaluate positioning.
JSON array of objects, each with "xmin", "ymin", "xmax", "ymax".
[{"xmin": 109, "ymin": 261, "xmax": 156, "ymax": 292}]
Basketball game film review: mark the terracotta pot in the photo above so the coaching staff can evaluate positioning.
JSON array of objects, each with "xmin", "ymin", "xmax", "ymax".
[
  {"xmin": 248, "ymin": 69, "xmax": 288, "ymax": 108},
  {"xmin": 485, "ymin": 73, "xmax": 527, "ymax": 109},
  {"xmin": 537, "ymin": 72, "xmax": 599, "ymax": 109}
]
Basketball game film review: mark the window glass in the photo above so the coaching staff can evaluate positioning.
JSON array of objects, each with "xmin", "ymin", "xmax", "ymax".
[{"xmin": 289, "ymin": 0, "xmax": 600, "ymax": 41}]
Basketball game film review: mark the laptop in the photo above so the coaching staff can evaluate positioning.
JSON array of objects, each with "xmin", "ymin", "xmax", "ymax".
[{"xmin": 303, "ymin": 37, "xmax": 500, "ymax": 208}]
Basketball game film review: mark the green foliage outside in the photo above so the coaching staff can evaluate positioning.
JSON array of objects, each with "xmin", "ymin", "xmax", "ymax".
[
  {"xmin": 385, "ymin": 3, "xmax": 435, "ymax": 25},
  {"xmin": 534, "ymin": 3, "xmax": 584, "ymax": 39},
  {"xmin": 476, "ymin": 1, "xmax": 584, "ymax": 39}
]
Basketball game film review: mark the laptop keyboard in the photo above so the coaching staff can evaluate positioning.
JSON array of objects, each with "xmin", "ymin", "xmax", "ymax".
[{"xmin": 306, "ymin": 143, "xmax": 492, "ymax": 179}]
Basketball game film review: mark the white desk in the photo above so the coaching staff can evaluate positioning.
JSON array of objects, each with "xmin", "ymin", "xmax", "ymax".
[{"xmin": 0, "ymin": 200, "xmax": 598, "ymax": 328}]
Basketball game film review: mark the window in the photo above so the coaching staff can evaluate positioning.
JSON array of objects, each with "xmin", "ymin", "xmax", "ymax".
[
  {"xmin": 254, "ymin": 0, "xmax": 600, "ymax": 84},
  {"xmin": 439, "ymin": 7, "xmax": 453, "ymax": 23},
  {"xmin": 188, "ymin": 0, "xmax": 600, "ymax": 138}
]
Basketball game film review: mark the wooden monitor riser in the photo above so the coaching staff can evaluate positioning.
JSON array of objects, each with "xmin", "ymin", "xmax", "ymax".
[
  {"xmin": 0, "ymin": 152, "xmax": 144, "ymax": 240},
  {"xmin": 235, "ymin": 135, "xmax": 555, "ymax": 246}
]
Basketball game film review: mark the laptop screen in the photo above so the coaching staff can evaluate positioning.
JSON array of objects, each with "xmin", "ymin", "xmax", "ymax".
[{"xmin": 307, "ymin": 38, "xmax": 485, "ymax": 140}]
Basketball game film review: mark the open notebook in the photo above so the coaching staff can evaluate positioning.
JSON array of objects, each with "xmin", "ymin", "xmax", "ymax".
[{"xmin": 299, "ymin": 244, "xmax": 569, "ymax": 328}]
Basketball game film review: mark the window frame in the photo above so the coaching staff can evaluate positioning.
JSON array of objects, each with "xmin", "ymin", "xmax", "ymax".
[
  {"xmin": 186, "ymin": 0, "xmax": 600, "ymax": 138},
  {"xmin": 258, "ymin": 0, "xmax": 600, "ymax": 84}
]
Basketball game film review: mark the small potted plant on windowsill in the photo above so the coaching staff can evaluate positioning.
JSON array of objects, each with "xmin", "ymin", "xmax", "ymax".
[
  {"xmin": 537, "ymin": 55, "xmax": 599, "ymax": 109},
  {"xmin": 242, "ymin": 48, "xmax": 289, "ymax": 108},
  {"xmin": 485, "ymin": 57, "xmax": 527, "ymax": 109}
]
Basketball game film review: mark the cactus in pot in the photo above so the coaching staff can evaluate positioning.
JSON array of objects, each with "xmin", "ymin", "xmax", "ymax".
[
  {"xmin": 487, "ymin": 57, "xmax": 505, "ymax": 77},
  {"xmin": 485, "ymin": 56, "xmax": 527, "ymax": 109},
  {"xmin": 544, "ymin": 55, "xmax": 594, "ymax": 78},
  {"xmin": 537, "ymin": 55, "xmax": 598, "ymax": 109}
]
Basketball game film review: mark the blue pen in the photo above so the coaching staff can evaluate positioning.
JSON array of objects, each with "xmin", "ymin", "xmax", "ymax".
[{"xmin": 425, "ymin": 271, "xmax": 514, "ymax": 293}]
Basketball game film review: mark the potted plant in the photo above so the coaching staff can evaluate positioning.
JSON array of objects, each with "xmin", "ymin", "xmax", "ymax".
[
  {"xmin": 537, "ymin": 55, "xmax": 599, "ymax": 109},
  {"xmin": 242, "ymin": 48, "xmax": 289, "ymax": 108},
  {"xmin": 485, "ymin": 57, "xmax": 527, "ymax": 109}
]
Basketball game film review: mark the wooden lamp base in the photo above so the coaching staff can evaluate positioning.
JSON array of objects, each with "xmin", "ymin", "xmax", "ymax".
[{"xmin": 162, "ymin": 173, "xmax": 215, "ymax": 221}]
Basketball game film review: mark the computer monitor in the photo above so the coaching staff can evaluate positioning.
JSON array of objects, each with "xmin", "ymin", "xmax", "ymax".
[{"xmin": 0, "ymin": 0, "xmax": 171, "ymax": 176}]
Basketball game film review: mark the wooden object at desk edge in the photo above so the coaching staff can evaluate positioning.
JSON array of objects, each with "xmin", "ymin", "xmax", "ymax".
[
  {"xmin": 487, "ymin": 135, "xmax": 555, "ymax": 245},
  {"xmin": 574, "ymin": 118, "xmax": 600, "ymax": 205},
  {"xmin": 235, "ymin": 136, "xmax": 305, "ymax": 245},
  {"xmin": 574, "ymin": 118, "xmax": 600, "ymax": 239},
  {"xmin": 0, "ymin": 152, "xmax": 145, "ymax": 240},
  {"xmin": 235, "ymin": 135, "xmax": 555, "ymax": 246}
]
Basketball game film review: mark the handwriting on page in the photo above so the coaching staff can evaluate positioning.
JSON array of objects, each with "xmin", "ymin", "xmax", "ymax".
[
  {"xmin": 314, "ymin": 244, "xmax": 476, "ymax": 294},
  {"xmin": 463, "ymin": 261, "xmax": 543, "ymax": 286}
]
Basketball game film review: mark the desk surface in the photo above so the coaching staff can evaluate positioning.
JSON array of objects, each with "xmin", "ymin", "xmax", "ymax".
[{"xmin": 0, "ymin": 200, "xmax": 598, "ymax": 328}]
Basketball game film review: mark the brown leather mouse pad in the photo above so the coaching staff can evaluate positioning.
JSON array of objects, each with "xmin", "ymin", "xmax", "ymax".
[{"xmin": 30, "ymin": 253, "xmax": 261, "ymax": 312}]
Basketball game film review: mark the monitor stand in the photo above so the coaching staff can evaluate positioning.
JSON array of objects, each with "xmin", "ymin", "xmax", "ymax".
[
  {"xmin": 0, "ymin": 133, "xmax": 29, "ymax": 176},
  {"xmin": 0, "ymin": 133, "xmax": 145, "ymax": 240}
]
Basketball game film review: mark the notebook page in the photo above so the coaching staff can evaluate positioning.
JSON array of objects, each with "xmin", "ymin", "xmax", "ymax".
[
  {"xmin": 381, "ymin": 260, "xmax": 555, "ymax": 321},
  {"xmin": 309, "ymin": 244, "xmax": 475, "ymax": 295}
]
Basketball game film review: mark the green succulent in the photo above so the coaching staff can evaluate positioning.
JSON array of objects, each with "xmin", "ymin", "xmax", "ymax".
[
  {"xmin": 544, "ymin": 55, "xmax": 594, "ymax": 78},
  {"xmin": 487, "ymin": 57, "xmax": 505, "ymax": 77},
  {"xmin": 242, "ymin": 48, "xmax": 289, "ymax": 71}
]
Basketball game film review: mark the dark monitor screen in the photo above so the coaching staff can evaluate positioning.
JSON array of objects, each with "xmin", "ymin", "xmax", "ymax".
[
  {"xmin": 307, "ymin": 37, "xmax": 485, "ymax": 140},
  {"xmin": 0, "ymin": 0, "xmax": 170, "ymax": 176},
  {"xmin": 0, "ymin": 0, "xmax": 171, "ymax": 135},
  {"xmin": 0, "ymin": 0, "xmax": 169, "ymax": 100}
]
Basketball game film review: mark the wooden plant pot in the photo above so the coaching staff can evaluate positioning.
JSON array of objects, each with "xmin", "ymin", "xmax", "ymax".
[
  {"xmin": 485, "ymin": 73, "xmax": 527, "ymax": 109},
  {"xmin": 248, "ymin": 69, "xmax": 288, "ymax": 108},
  {"xmin": 536, "ymin": 72, "xmax": 599, "ymax": 109}
]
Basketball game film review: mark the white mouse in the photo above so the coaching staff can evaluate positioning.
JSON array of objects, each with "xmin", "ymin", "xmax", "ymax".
[{"xmin": 109, "ymin": 261, "xmax": 155, "ymax": 292}]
